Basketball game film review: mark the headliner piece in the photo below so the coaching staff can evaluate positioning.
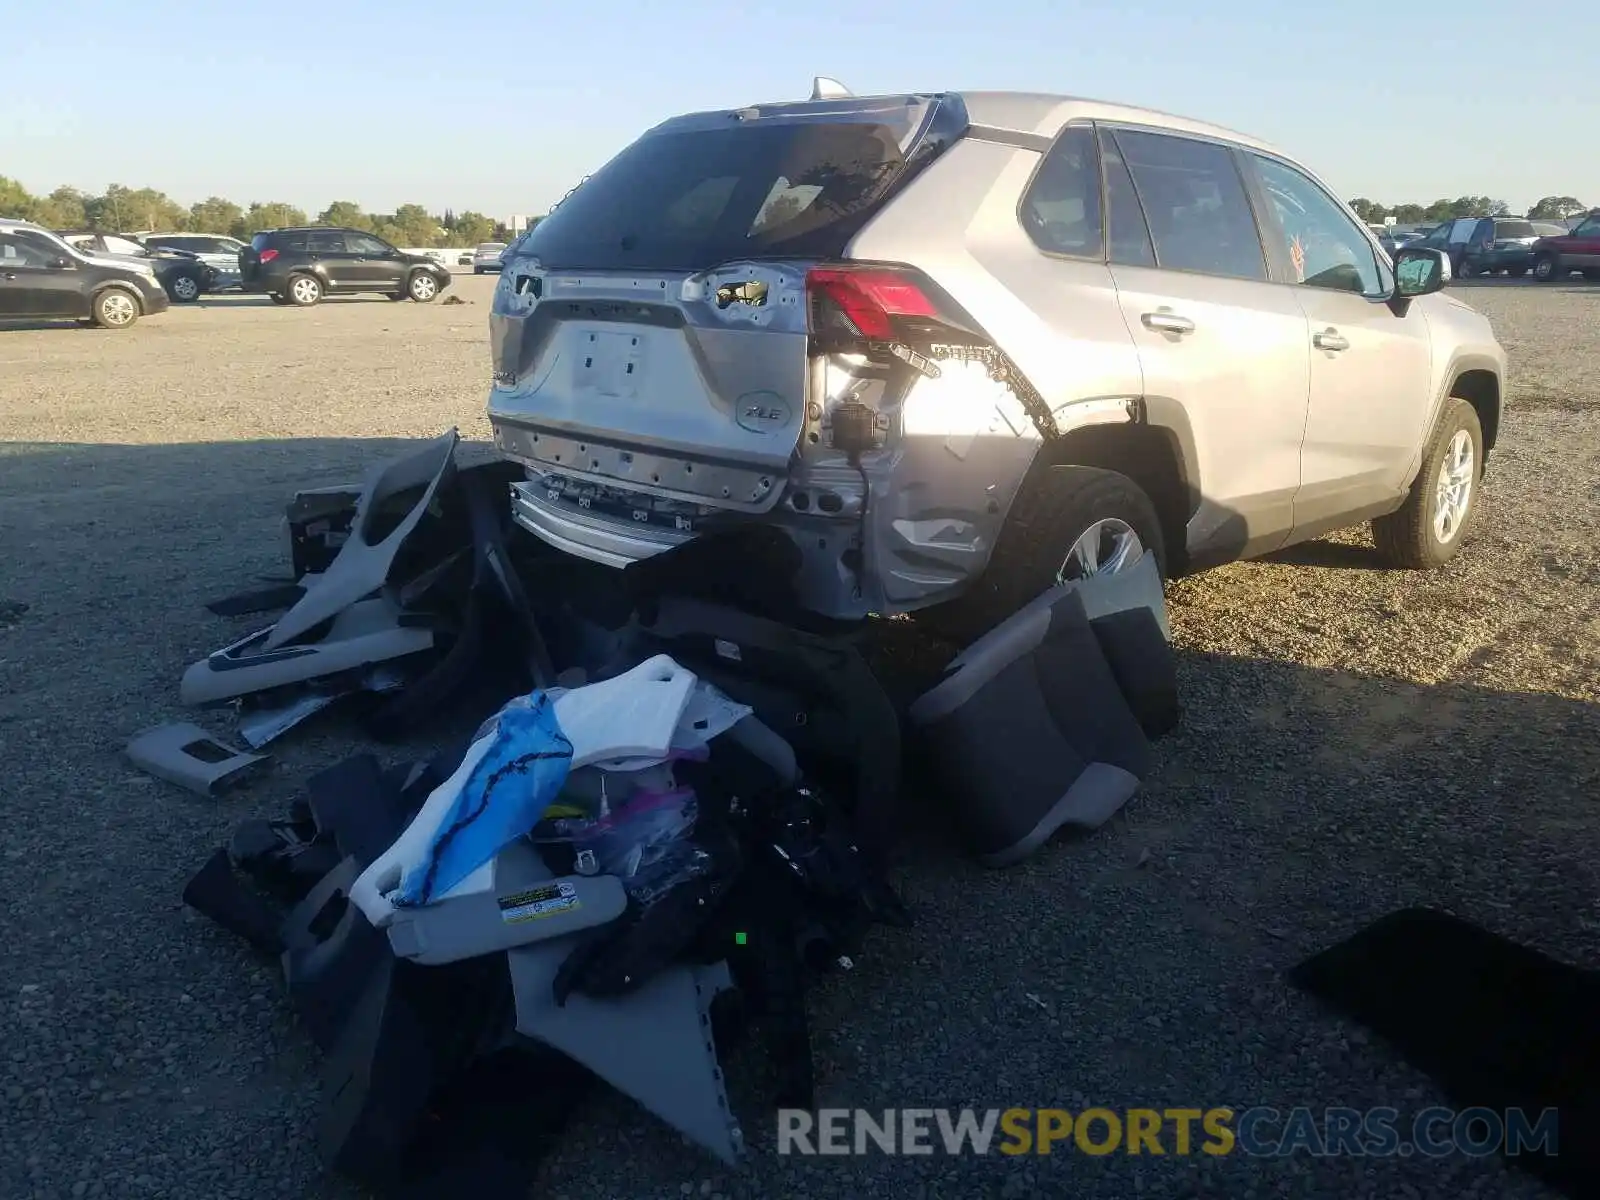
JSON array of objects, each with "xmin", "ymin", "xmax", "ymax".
[
  {"xmin": 266, "ymin": 428, "xmax": 459, "ymax": 650},
  {"xmin": 508, "ymin": 935, "xmax": 741, "ymax": 1163}
]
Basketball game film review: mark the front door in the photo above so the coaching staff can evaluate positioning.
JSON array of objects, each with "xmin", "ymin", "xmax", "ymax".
[
  {"xmin": 343, "ymin": 232, "xmax": 407, "ymax": 290},
  {"xmin": 0, "ymin": 234, "xmax": 87, "ymax": 317},
  {"xmin": 1101, "ymin": 126, "xmax": 1311, "ymax": 562},
  {"xmin": 1561, "ymin": 213, "xmax": 1600, "ymax": 268},
  {"xmin": 1242, "ymin": 153, "xmax": 1435, "ymax": 535}
]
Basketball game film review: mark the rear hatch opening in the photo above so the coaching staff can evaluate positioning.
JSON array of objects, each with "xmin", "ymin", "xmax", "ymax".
[{"xmin": 486, "ymin": 92, "xmax": 1002, "ymax": 577}]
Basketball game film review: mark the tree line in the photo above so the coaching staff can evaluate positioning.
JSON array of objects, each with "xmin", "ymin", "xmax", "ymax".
[
  {"xmin": 1347, "ymin": 195, "xmax": 1590, "ymax": 225},
  {"xmin": 0, "ymin": 176, "xmax": 533, "ymax": 247}
]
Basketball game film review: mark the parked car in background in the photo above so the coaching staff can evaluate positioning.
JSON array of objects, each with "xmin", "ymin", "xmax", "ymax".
[
  {"xmin": 0, "ymin": 218, "xmax": 170, "ymax": 328},
  {"xmin": 1531, "ymin": 212, "xmax": 1600, "ymax": 282},
  {"xmin": 472, "ymin": 242, "xmax": 507, "ymax": 273},
  {"xmin": 144, "ymin": 233, "xmax": 248, "ymax": 291},
  {"xmin": 487, "ymin": 87, "xmax": 1504, "ymax": 639},
  {"xmin": 1456, "ymin": 218, "xmax": 1543, "ymax": 277},
  {"xmin": 458, "ymin": 251, "xmax": 474, "ymax": 266},
  {"xmin": 238, "ymin": 227, "xmax": 452, "ymax": 305},
  {"xmin": 56, "ymin": 230, "xmax": 217, "ymax": 302},
  {"xmin": 1378, "ymin": 228, "xmax": 1425, "ymax": 257}
]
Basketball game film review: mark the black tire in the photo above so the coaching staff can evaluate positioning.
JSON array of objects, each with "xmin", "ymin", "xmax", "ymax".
[
  {"xmin": 1455, "ymin": 257, "xmax": 1474, "ymax": 279},
  {"xmin": 285, "ymin": 273, "xmax": 323, "ymax": 306},
  {"xmin": 1585, "ymin": 270, "xmax": 1600, "ymax": 283},
  {"xmin": 166, "ymin": 271, "xmax": 204, "ymax": 303},
  {"xmin": 1508, "ymin": 266, "xmax": 1527, "ymax": 278},
  {"xmin": 91, "ymin": 287, "xmax": 141, "ymax": 329},
  {"xmin": 1533, "ymin": 253, "xmax": 1563, "ymax": 282},
  {"xmin": 407, "ymin": 270, "xmax": 441, "ymax": 302},
  {"xmin": 386, "ymin": 291, "xmax": 407, "ymax": 301},
  {"xmin": 922, "ymin": 464, "xmax": 1166, "ymax": 647},
  {"xmin": 269, "ymin": 294, "xmax": 291, "ymax": 305},
  {"xmin": 1371, "ymin": 397, "xmax": 1484, "ymax": 569},
  {"xmin": 473, "ymin": 267, "xmax": 483, "ymax": 275}
]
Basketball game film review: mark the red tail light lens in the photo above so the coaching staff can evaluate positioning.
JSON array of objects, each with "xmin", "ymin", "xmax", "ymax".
[
  {"xmin": 806, "ymin": 266, "xmax": 940, "ymax": 340},
  {"xmin": 258, "ymin": 248, "xmax": 279, "ymax": 264}
]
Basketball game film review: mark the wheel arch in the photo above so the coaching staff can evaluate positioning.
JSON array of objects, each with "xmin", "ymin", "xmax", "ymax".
[
  {"xmin": 91, "ymin": 281, "xmax": 145, "ymax": 313},
  {"xmin": 1445, "ymin": 363, "xmax": 1501, "ymax": 454},
  {"xmin": 1041, "ymin": 399, "xmax": 1198, "ymax": 574}
]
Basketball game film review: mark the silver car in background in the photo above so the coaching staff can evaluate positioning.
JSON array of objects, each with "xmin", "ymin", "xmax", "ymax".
[
  {"xmin": 487, "ymin": 85, "xmax": 1505, "ymax": 641},
  {"xmin": 472, "ymin": 242, "xmax": 507, "ymax": 274}
]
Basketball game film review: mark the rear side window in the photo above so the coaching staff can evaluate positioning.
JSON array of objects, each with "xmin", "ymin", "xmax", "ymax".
[
  {"xmin": 1493, "ymin": 219, "xmax": 1535, "ymax": 240},
  {"xmin": 1020, "ymin": 127, "xmax": 1102, "ymax": 258},
  {"xmin": 522, "ymin": 114, "xmax": 937, "ymax": 271},
  {"xmin": 1099, "ymin": 128, "xmax": 1156, "ymax": 268},
  {"xmin": 279, "ymin": 232, "xmax": 309, "ymax": 252},
  {"xmin": 251, "ymin": 233, "xmax": 271, "ymax": 250},
  {"xmin": 307, "ymin": 230, "xmax": 347, "ymax": 253},
  {"xmin": 1113, "ymin": 130, "xmax": 1267, "ymax": 281}
]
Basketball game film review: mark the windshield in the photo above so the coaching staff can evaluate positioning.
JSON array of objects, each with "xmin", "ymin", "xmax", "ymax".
[{"xmin": 520, "ymin": 117, "xmax": 925, "ymax": 271}]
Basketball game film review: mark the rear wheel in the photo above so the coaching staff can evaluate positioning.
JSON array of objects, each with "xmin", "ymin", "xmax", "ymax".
[
  {"xmin": 1371, "ymin": 398, "xmax": 1483, "ymax": 569},
  {"xmin": 286, "ymin": 273, "xmax": 323, "ymax": 306},
  {"xmin": 407, "ymin": 271, "xmax": 440, "ymax": 302},
  {"xmin": 1508, "ymin": 266, "xmax": 1527, "ymax": 278},
  {"xmin": 922, "ymin": 464, "xmax": 1166, "ymax": 647},
  {"xmin": 1455, "ymin": 257, "xmax": 1474, "ymax": 278},
  {"xmin": 1533, "ymin": 254, "xmax": 1563, "ymax": 282},
  {"xmin": 1585, "ymin": 270, "xmax": 1600, "ymax": 283},
  {"xmin": 91, "ymin": 287, "xmax": 141, "ymax": 329},
  {"xmin": 387, "ymin": 291, "xmax": 407, "ymax": 301}
]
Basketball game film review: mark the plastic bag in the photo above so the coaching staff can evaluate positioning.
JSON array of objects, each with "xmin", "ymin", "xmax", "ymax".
[{"xmin": 534, "ymin": 786, "xmax": 709, "ymax": 904}]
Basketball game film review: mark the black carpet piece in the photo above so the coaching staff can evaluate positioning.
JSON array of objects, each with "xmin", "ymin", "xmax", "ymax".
[{"xmin": 1288, "ymin": 907, "xmax": 1600, "ymax": 1197}]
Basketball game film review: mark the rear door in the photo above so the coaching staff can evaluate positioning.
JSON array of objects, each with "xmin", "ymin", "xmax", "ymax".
[
  {"xmin": 305, "ymin": 229, "xmax": 353, "ymax": 287},
  {"xmin": 489, "ymin": 97, "xmax": 955, "ymax": 522},
  {"xmin": 1101, "ymin": 126, "xmax": 1311, "ymax": 560},
  {"xmin": 1240, "ymin": 152, "xmax": 1433, "ymax": 531}
]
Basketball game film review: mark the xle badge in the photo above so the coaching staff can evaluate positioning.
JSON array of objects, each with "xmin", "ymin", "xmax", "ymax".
[
  {"xmin": 498, "ymin": 881, "xmax": 580, "ymax": 924},
  {"xmin": 735, "ymin": 390, "xmax": 791, "ymax": 434}
]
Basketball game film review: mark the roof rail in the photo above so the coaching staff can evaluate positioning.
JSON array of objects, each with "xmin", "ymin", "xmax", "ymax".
[{"xmin": 810, "ymin": 76, "xmax": 853, "ymax": 100}]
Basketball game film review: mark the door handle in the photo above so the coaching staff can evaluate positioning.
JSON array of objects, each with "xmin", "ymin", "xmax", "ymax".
[
  {"xmin": 1313, "ymin": 329, "xmax": 1349, "ymax": 352},
  {"xmin": 1141, "ymin": 310, "xmax": 1194, "ymax": 335}
]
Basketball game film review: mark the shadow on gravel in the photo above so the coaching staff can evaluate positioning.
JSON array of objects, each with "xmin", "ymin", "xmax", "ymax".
[
  {"xmin": 1261, "ymin": 540, "xmax": 1388, "ymax": 571},
  {"xmin": 1, "ymin": 435, "xmax": 1597, "ymax": 1200}
]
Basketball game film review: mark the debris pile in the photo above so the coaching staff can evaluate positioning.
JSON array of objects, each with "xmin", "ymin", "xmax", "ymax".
[{"xmin": 138, "ymin": 431, "xmax": 1179, "ymax": 1196}]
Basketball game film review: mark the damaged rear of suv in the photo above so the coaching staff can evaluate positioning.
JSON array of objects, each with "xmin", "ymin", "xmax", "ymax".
[{"xmin": 488, "ymin": 86, "xmax": 1505, "ymax": 636}]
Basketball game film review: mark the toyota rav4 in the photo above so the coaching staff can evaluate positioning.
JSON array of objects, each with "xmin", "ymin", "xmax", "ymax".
[{"xmin": 486, "ymin": 85, "xmax": 1506, "ymax": 640}]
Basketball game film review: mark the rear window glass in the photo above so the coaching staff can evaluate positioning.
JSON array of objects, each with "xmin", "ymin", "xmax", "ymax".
[
  {"xmin": 521, "ymin": 120, "xmax": 920, "ymax": 271},
  {"xmin": 1493, "ymin": 220, "xmax": 1535, "ymax": 239}
]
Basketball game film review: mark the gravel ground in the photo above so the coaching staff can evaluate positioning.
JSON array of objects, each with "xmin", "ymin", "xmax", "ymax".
[{"xmin": 1, "ymin": 275, "xmax": 1597, "ymax": 1200}]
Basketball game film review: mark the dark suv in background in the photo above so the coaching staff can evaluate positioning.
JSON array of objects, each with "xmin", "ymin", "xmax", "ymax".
[
  {"xmin": 1414, "ymin": 216, "xmax": 1542, "ymax": 277},
  {"xmin": 239, "ymin": 227, "xmax": 452, "ymax": 306}
]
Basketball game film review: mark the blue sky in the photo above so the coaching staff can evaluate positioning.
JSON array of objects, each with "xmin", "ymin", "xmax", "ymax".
[{"xmin": 4, "ymin": 0, "xmax": 1596, "ymax": 219}]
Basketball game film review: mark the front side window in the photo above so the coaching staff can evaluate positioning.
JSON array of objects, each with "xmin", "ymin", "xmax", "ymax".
[
  {"xmin": 0, "ymin": 233, "xmax": 59, "ymax": 269},
  {"xmin": 1112, "ymin": 129, "xmax": 1267, "ymax": 281},
  {"xmin": 1248, "ymin": 154, "xmax": 1383, "ymax": 296},
  {"xmin": 345, "ymin": 233, "xmax": 393, "ymax": 256},
  {"xmin": 1020, "ymin": 126, "xmax": 1103, "ymax": 258}
]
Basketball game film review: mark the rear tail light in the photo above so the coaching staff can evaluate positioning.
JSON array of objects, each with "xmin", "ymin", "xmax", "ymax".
[
  {"xmin": 805, "ymin": 266, "xmax": 941, "ymax": 340},
  {"xmin": 258, "ymin": 248, "xmax": 279, "ymax": 264}
]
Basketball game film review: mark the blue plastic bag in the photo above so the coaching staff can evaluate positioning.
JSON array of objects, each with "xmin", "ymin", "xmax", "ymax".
[{"xmin": 395, "ymin": 691, "xmax": 573, "ymax": 907}]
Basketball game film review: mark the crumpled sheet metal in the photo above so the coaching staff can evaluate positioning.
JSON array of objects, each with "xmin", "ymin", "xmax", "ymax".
[{"xmin": 266, "ymin": 428, "xmax": 459, "ymax": 650}]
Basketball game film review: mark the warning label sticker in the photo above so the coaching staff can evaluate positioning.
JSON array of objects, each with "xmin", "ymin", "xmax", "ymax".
[{"xmin": 498, "ymin": 881, "xmax": 580, "ymax": 924}]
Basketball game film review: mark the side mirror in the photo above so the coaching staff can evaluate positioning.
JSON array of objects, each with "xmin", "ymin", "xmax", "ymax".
[
  {"xmin": 49, "ymin": 256, "xmax": 75, "ymax": 270},
  {"xmin": 1394, "ymin": 247, "xmax": 1448, "ymax": 298}
]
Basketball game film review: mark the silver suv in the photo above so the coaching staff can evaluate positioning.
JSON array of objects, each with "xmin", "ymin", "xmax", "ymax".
[{"xmin": 487, "ymin": 87, "xmax": 1506, "ymax": 638}]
